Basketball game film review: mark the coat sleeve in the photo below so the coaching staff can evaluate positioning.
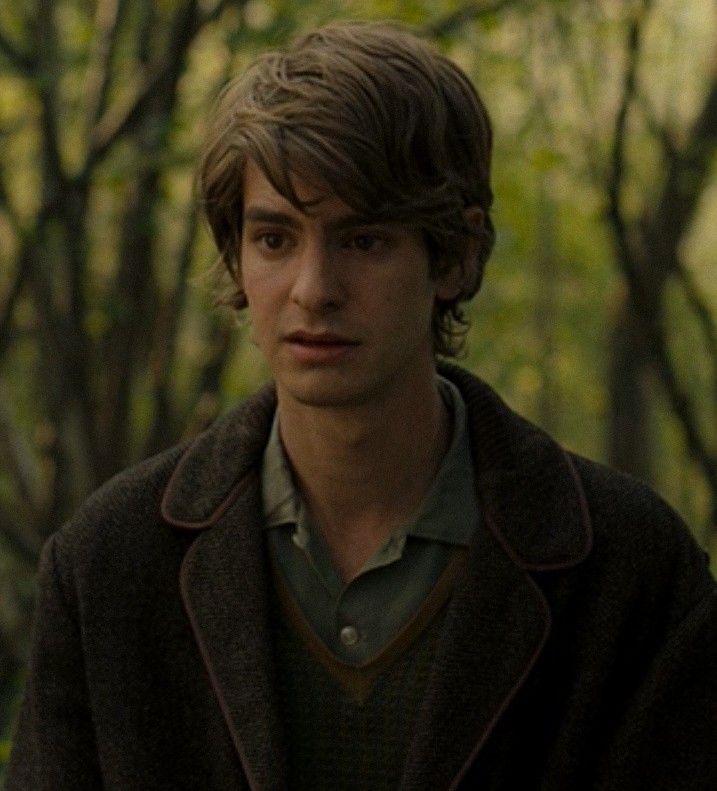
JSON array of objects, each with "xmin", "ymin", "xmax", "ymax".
[
  {"xmin": 595, "ymin": 559, "xmax": 717, "ymax": 790},
  {"xmin": 6, "ymin": 533, "xmax": 104, "ymax": 790}
]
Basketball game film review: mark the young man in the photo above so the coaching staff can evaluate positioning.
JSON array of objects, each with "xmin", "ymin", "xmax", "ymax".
[{"xmin": 8, "ymin": 21, "xmax": 716, "ymax": 791}]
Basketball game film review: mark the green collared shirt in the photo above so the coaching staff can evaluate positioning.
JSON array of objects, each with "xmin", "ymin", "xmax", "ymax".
[{"xmin": 261, "ymin": 376, "xmax": 479, "ymax": 665}]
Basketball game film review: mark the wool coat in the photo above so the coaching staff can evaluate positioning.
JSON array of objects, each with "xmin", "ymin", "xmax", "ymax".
[{"xmin": 7, "ymin": 364, "xmax": 717, "ymax": 790}]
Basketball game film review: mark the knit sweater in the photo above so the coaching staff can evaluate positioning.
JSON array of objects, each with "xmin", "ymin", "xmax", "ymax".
[{"xmin": 271, "ymin": 596, "xmax": 444, "ymax": 789}]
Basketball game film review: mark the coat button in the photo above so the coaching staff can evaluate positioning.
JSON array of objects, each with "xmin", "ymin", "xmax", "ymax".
[{"xmin": 339, "ymin": 625, "xmax": 360, "ymax": 647}]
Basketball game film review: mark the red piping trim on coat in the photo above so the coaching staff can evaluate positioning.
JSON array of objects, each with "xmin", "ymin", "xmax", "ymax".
[
  {"xmin": 514, "ymin": 449, "xmax": 594, "ymax": 572},
  {"xmin": 178, "ymin": 507, "xmax": 261, "ymax": 791},
  {"xmin": 449, "ymin": 448, "xmax": 593, "ymax": 786},
  {"xmin": 448, "ymin": 512, "xmax": 553, "ymax": 789},
  {"xmin": 160, "ymin": 437, "xmax": 251, "ymax": 529}
]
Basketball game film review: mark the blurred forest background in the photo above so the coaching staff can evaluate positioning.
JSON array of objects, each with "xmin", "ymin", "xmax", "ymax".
[{"xmin": 0, "ymin": 0, "xmax": 715, "ymax": 768}]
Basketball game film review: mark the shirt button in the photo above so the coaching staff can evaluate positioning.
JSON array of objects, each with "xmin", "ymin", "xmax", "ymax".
[{"xmin": 339, "ymin": 625, "xmax": 360, "ymax": 647}]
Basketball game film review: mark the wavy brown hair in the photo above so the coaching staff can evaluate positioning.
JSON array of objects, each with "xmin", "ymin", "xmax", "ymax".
[{"xmin": 198, "ymin": 20, "xmax": 495, "ymax": 356}]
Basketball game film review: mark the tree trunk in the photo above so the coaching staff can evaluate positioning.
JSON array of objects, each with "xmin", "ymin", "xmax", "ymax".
[{"xmin": 608, "ymin": 300, "xmax": 653, "ymax": 483}]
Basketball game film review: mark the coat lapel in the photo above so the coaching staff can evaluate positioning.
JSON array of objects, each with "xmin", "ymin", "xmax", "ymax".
[
  {"xmin": 398, "ymin": 364, "xmax": 592, "ymax": 788},
  {"xmin": 400, "ymin": 517, "xmax": 550, "ymax": 789},
  {"xmin": 179, "ymin": 472, "xmax": 286, "ymax": 791},
  {"xmin": 162, "ymin": 387, "xmax": 286, "ymax": 790}
]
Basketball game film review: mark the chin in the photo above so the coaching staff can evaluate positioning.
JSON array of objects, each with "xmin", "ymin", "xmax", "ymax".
[
  {"xmin": 277, "ymin": 371, "xmax": 380, "ymax": 410},
  {"xmin": 286, "ymin": 385, "xmax": 369, "ymax": 409}
]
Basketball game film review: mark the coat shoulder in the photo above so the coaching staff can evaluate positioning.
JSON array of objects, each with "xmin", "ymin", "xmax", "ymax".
[
  {"xmin": 565, "ymin": 452, "xmax": 714, "ymax": 617},
  {"xmin": 49, "ymin": 442, "xmax": 191, "ymax": 586},
  {"xmin": 569, "ymin": 451, "xmax": 703, "ymax": 553}
]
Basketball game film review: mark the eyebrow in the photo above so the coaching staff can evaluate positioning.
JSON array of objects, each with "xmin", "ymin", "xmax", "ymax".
[
  {"xmin": 243, "ymin": 208, "xmax": 301, "ymax": 229},
  {"xmin": 242, "ymin": 206, "xmax": 389, "ymax": 232}
]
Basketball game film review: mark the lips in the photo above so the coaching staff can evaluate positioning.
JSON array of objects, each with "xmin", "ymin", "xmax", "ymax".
[
  {"xmin": 285, "ymin": 330, "xmax": 359, "ymax": 346},
  {"xmin": 284, "ymin": 330, "xmax": 360, "ymax": 364}
]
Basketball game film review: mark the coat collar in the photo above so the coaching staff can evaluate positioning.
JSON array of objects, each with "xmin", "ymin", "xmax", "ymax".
[{"xmin": 161, "ymin": 363, "xmax": 592, "ymax": 570}]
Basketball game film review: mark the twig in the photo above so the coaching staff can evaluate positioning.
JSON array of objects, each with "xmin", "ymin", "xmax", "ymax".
[
  {"xmin": 606, "ymin": 0, "xmax": 652, "ymax": 256},
  {"xmin": 646, "ymin": 320, "xmax": 717, "ymax": 526},
  {"xmin": 85, "ymin": 0, "xmax": 128, "ymax": 134},
  {"xmin": 0, "ymin": 245, "xmax": 31, "ymax": 361},
  {"xmin": 144, "ymin": 208, "xmax": 198, "ymax": 456},
  {"xmin": 651, "ymin": 71, "xmax": 717, "ymax": 263},
  {"xmin": 86, "ymin": 66, "xmax": 167, "ymax": 170},
  {"xmin": 34, "ymin": 0, "xmax": 66, "ymax": 198},
  {"xmin": 0, "ymin": 379, "xmax": 44, "ymax": 514},
  {"xmin": 674, "ymin": 261, "xmax": 717, "ymax": 440},
  {"xmin": 674, "ymin": 265, "xmax": 717, "ymax": 365},
  {"xmin": 0, "ymin": 507, "xmax": 43, "ymax": 570},
  {"xmin": 85, "ymin": 0, "xmax": 237, "ymax": 172},
  {"xmin": 0, "ymin": 25, "xmax": 35, "ymax": 74},
  {"xmin": 0, "ymin": 170, "xmax": 25, "ymax": 236},
  {"xmin": 183, "ymin": 318, "xmax": 234, "ymax": 438}
]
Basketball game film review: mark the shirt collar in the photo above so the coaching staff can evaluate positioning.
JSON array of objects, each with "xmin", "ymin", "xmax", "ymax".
[
  {"xmin": 259, "ymin": 375, "xmax": 479, "ymax": 551},
  {"xmin": 261, "ymin": 415, "xmax": 298, "ymax": 529},
  {"xmin": 161, "ymin": 361, "xmax": 593, "ymax": 571}
]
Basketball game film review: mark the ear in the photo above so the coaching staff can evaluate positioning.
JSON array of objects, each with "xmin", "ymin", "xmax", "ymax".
[{"xmin": 434, "ymin": 205, "xmax": 484, "ymax": 301}]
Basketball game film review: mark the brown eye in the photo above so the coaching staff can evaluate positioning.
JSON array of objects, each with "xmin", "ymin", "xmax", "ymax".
[
  {"xmin": 348, "ymin": 234, "xmax": 381, "ymax": 252},
  {"xmin": 261, "ymin": 233, "xmax": 283, "ymax": 249}
]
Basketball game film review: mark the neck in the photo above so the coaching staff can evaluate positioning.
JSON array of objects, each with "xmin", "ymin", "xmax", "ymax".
[{"xmin": 276, "ymin": 366, "xmax": 451, "ymax": 581}]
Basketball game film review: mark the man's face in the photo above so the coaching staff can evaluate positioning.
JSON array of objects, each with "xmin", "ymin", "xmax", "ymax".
[{"xmin": 239, "ymin": 160, "xmax": 459, "ymax": 411}]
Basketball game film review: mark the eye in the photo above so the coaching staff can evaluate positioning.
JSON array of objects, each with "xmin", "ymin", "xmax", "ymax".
[
  {"xmin": 346, "ymin": 233, "xmax": 382, "ymax": 252},
  {"xmin": 254, "ymin": 231, "xmax": 287, "ymax": 252}
]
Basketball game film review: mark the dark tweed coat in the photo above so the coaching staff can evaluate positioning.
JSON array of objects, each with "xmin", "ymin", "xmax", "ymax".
[{"xmin": 8, "ymin": 364, "xmax": 717, "ymax": 790}]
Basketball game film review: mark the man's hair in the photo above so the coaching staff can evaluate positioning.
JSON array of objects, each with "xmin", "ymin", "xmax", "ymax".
[{"xmin": 198, "ymin": 20, "xmax": 495, "ymax": 356}]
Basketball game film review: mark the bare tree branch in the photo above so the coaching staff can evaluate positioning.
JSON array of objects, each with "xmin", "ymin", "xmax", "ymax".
[
  {"xmin": 638, "ymin": 91, "xmax": 678, "ymax": 162},
  {"xmin": 674, "ymin": 264, "xmax": 717, "ymax": 366},
  {"xmin": 0, "ymin": 380, "xmax": 43, "ymax": 514},
  {"xmin": 29, "ymin": 0, "xmax": 102, "ymax": 482},
  {"xmin": 85, "ymin": 0, "xmax": 242, "ymax": 173},
  {"xmin": 96, "ymin": 0, "xmax": 210, "ymax": 476},
  {"xmin": 35, "ymin": 0, "xmax": 66, "ymax": 200},
  {"xmin": 650, "ymin": 64, "xmax": 717, "ymax": 265},
  {"xmin": 674, "ymin": 261, "xmax": 717, "ymax": 441},
  {"xmin": 0, "ymin": 24, "xmax": 35, "ymax": 74},
  {"xmin": 145, "ymin": 208, "xmax": 199, "ymax": 456},
  {"xmin": 648, "ymin": 329, "xmax": 717, "ymax": 517},
  {"xmin": 604, "ymin": 0, "xmax": 717, "ymax": 527},
  {"xmin": 0, "ymin": 500, "xmax": 42, "ymax": 568},
  {"xmin": 0, "ymin": 169, "xmax": 25, "ymax": 237},
  {"xmin": 0, "ymin": 244, "xmax": 31, "ymax": 361},
  {"xmin": 86, "ymin": 65, "xmax": 167, "ymax": 170},
  {"xmin": 548, "ymin": 3, "xmax": 612, "ymax": 187},
  {"xmin": 183, "ymin": 319, "xmax": 235, "ymax": 439},
  {"xmin": 606, "ymin": 0, "xmax": 652, "ymax": 265},
  {"xmin": 84, "ymin": 0, "xmax": 129, "ymax": 134},
  {"xmin": 19, "ymin": 203, "xmax": 93, "ymax": 523},
  {"xmin": 643, "ymin": 54, "xmax": 717, "ymax": 498}
]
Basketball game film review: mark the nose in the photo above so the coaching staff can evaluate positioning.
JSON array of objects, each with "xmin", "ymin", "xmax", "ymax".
[{"xmin": 290, "ymin": 240, "xmax": 346, "ymax": 313}]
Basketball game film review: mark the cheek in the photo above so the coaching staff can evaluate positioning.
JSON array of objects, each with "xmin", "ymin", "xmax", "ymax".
[
  {"xmin": 376, "ymin": 283, "xmax": 436, "ymax": 340},
  {"xmin": 242, "ymin": 266, "xmax": 282, "ymax": 310}
]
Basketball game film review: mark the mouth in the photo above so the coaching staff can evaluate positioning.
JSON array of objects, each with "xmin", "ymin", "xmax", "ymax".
[
  {"xmin": 285, "ymin": 331, "xmax": 360, "ymax": 347},
  {"xmin": 284, "ymin": 330, "xmax": 360, "ymax": 363}
]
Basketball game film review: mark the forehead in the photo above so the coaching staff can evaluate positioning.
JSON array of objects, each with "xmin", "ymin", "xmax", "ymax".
[{"xmin": 242, "ymin": 159, "xmax": 349, "ymax": 220}]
